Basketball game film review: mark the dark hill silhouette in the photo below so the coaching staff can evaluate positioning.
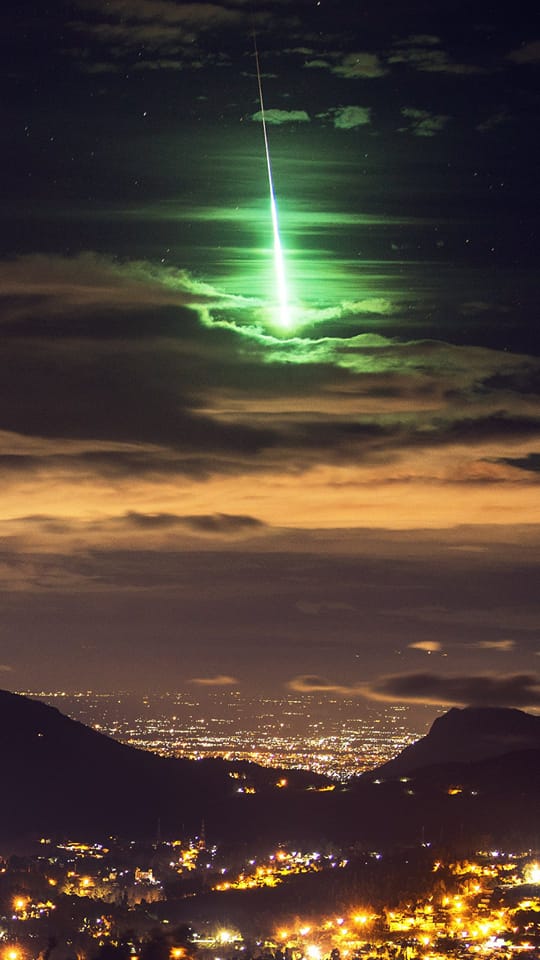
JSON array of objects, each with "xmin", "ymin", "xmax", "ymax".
[
  {"xmin": 0, "ymin": 689, "xmax": 327, "ymax": 841},
  {"xmin": 1, "ymin": 691, "xmax": 539, "ymax": 850},
  {"xmin": 365, "ymin": 705, "xmax": 540, "ymax": 779}
]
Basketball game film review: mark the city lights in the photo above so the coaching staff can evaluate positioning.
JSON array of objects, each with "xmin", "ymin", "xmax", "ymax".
[{"xmin": 0, "ymin": 837, "xmax": 539, "ymax": 960}]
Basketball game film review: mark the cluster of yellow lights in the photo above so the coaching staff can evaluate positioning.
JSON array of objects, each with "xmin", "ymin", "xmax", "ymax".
[
  {"xmin": 270, "ymin": 858, "xmax": 540, "ymax": 957},
  {"xmin": 5, "ymin": 849, "xmax": 540, "ymax": 958},
  {"xmin": 525, "ymin": 863, "xmax": 540, "ymax": 884},
  {"xmin": 213, "ymin": 850, "xmax": 328, "ymax": 892}
]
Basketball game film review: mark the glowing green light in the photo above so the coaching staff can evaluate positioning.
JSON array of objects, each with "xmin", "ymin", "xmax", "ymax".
[
  {"xmin": 254, "ymin": 37, "xmax": 291, "ymax": 330},
  {"xmin": 269, "ymin": 191, "xmax": 290, "ymax": 328}
]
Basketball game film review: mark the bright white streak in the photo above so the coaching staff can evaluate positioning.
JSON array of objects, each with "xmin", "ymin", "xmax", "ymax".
[{"xmin": 254, "ymin": 38, "xmax": 290, "ymax": 329}]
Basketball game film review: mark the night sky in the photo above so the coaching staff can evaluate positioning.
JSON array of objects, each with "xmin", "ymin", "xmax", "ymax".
[{"xmin": 1, "ymin": 0, "xmax": 539, "ymax": 709}]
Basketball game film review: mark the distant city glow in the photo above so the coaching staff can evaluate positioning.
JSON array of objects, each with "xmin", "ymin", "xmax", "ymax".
[{"xmin": 22, "ymin": 691, "xmax": 432, "ymax": 780}]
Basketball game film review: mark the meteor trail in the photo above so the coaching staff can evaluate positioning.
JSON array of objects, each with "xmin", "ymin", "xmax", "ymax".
[{"xmin": 253, "ymin": 35, "xmax": 290, "ymax": 329}]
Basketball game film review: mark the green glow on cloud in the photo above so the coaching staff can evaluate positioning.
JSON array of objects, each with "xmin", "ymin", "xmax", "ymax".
[
  {"xmin": 113, "ymin": 197, "xmax": 432, "ymax": 333},
  {"xmin": 268, "ymin": 188, "xmax": 290, "ymax": 330}
]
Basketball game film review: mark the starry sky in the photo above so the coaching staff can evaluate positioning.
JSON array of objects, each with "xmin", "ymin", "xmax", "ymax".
[{"xmin": 1, "ymin": 0, "xmax": 539, "ymax": 711}]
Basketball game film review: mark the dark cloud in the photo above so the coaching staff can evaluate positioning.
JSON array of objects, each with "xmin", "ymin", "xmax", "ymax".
[
  {"xmin": 476, "ymin": 111, "xmax": 508, "ymax": 133},
  {"xmin": 71, "ymin": 0, "xmax": 248, "ymax": 51},
  {"xmin": 399, "ymin": 107, "xmax": 451, "ymax": 137},
  {"xmin": 481, "ymin": 367, "xmax": 540, "ymax": 394},
  {"xmin": 67, "ymin": 0, "xmax": 277, "ymax": 70},
  {"xmin": 410, "ymin": 412, "xmax": 540, "ymax": 448},
  {"xmin": 497, "ymin": 454, "xmax": 540, "ymax": 474},
  {"xmin": 367, "ymin": 672, "xmax": 540, "ymax": 708},
  {"xmin": 506, "ymin": 41, "xmax": 540, "ymax": 64},
  {"xmin": 287, "ymin": 675, "xmax": 354, "ymax": 694},
  {"xmin": 0, "ymin": 410, "xmax": 539, "ymax": 488},
  {"xmin": 178, "ymin": 513, "xmax": 265, "ymax": 534},
  {"xmin": 0, "ymin": 452, "xmax": 240, "ymax": 482},
  {"xmin": 124, "ymin": 511, "xmax": 189, "ymax": 528},
  {"xmin": 389, "ymin": 38, "xmax": 485, "ymax": 74},
  {"xmin": 306, "ymin": 52, "xmax": 387, "ymax": 79},
  {"xmin": 125, "ymin": 511, "xmax": 265, "ymax": 534},
  {"xmin": 0, "ymin": 338, "xmax": 277, "ymax": 454}
]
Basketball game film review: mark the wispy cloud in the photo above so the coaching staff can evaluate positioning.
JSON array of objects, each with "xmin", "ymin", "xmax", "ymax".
[
  {"xmin": 389, "ymin": 36, "xmax": 485, "ymax": 74},
  {"xmin": 251, "ymin": 108, "xmax": 310, "ymax": 125},
  {"xmin": 318, "ymin": 105, "xmax": 372, "ymax": 129},
  {"xmin": 399, "ymin": 107, "xmax": 451, "ymax": 137},
  {"xmin": 305, "ymin": 51, "xmax": 387, "ymax": 79},
  {"xmin": 507, "ymin": 41, "xmax": 540, "ymax": 64},
  {"xmin": 190, "ymin": 674, "xmax": 239, "ymax": 686},
  {"xmin": 476, "ymin": 639, "xmax": 515, "ymax": 652},
  {"xmin": 287, "ymin": 674, "xmax": 360, "ymax": 695}
]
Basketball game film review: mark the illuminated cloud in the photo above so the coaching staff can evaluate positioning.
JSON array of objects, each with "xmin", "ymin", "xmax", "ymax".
[
  {"xmin": 0, "ymin": 251, "xmax": 225, "ymax": 320},
  {"xmin": 409, "ymin": 641, "xmax": 441, "ymax": 653},
  {"xmin": 476, "ymin": 639, "xmax": 515, "ymax": 652},
  {"xmin": 304, "ymin": 51, "xmax": 386, "ymax": 79},
  {"xmin": 0, "ymin": 253, "xmax": 539, "ymax": 550},
  {"xmin": 507, "ymin": 41, "xmax": 540, "ymax": 64},
  {"xmin": 304, "ymin": 58, "xmax": 331, "ymax": 70},
  {"xmin": 399, "ymin": 107, "xmax": 451, "ymax": 136},
  {"xmin": 190, "ymin": 674, "xmax": 239, "ymax": 686},
  {"xmin": 0, "ymin": 664, "xmax": 13, "ymax": 673},
  {"xmin": 251, "ymin": 108, "xmax": 310, "ymax": 125},
  {"xmin": 366, "ymin": 672, "xmax": 540, "ymax": 707},
  {"xmin": 318, "ymin": 106, "xmax": 372, "ymax": 129},
  {"xmin": 331, "ymin": 52, "xmax": 387, "ymax": 79},
  {"xmin": 287, "ymin": 675, "xmax": 357, "ymax": 694}
]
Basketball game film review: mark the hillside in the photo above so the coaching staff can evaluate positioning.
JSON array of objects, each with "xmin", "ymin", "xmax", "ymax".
[
  {"xmin": 0, "ymin": 689, "xmax": 326, "ymax": 841},
  {"xmin": 365, "ymin": 705, "xmax": 540, "ymax": 779}
]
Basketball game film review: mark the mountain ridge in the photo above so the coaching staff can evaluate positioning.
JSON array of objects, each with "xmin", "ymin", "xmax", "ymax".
[{"xmin": 365, "ymin": 704, "xmax": 540, "ymax": 779}]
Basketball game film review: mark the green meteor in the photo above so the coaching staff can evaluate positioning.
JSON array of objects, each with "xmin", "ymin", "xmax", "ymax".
[{"xmin": 253, "ymin": 37, "xmax": 291, "ymax": 330}]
